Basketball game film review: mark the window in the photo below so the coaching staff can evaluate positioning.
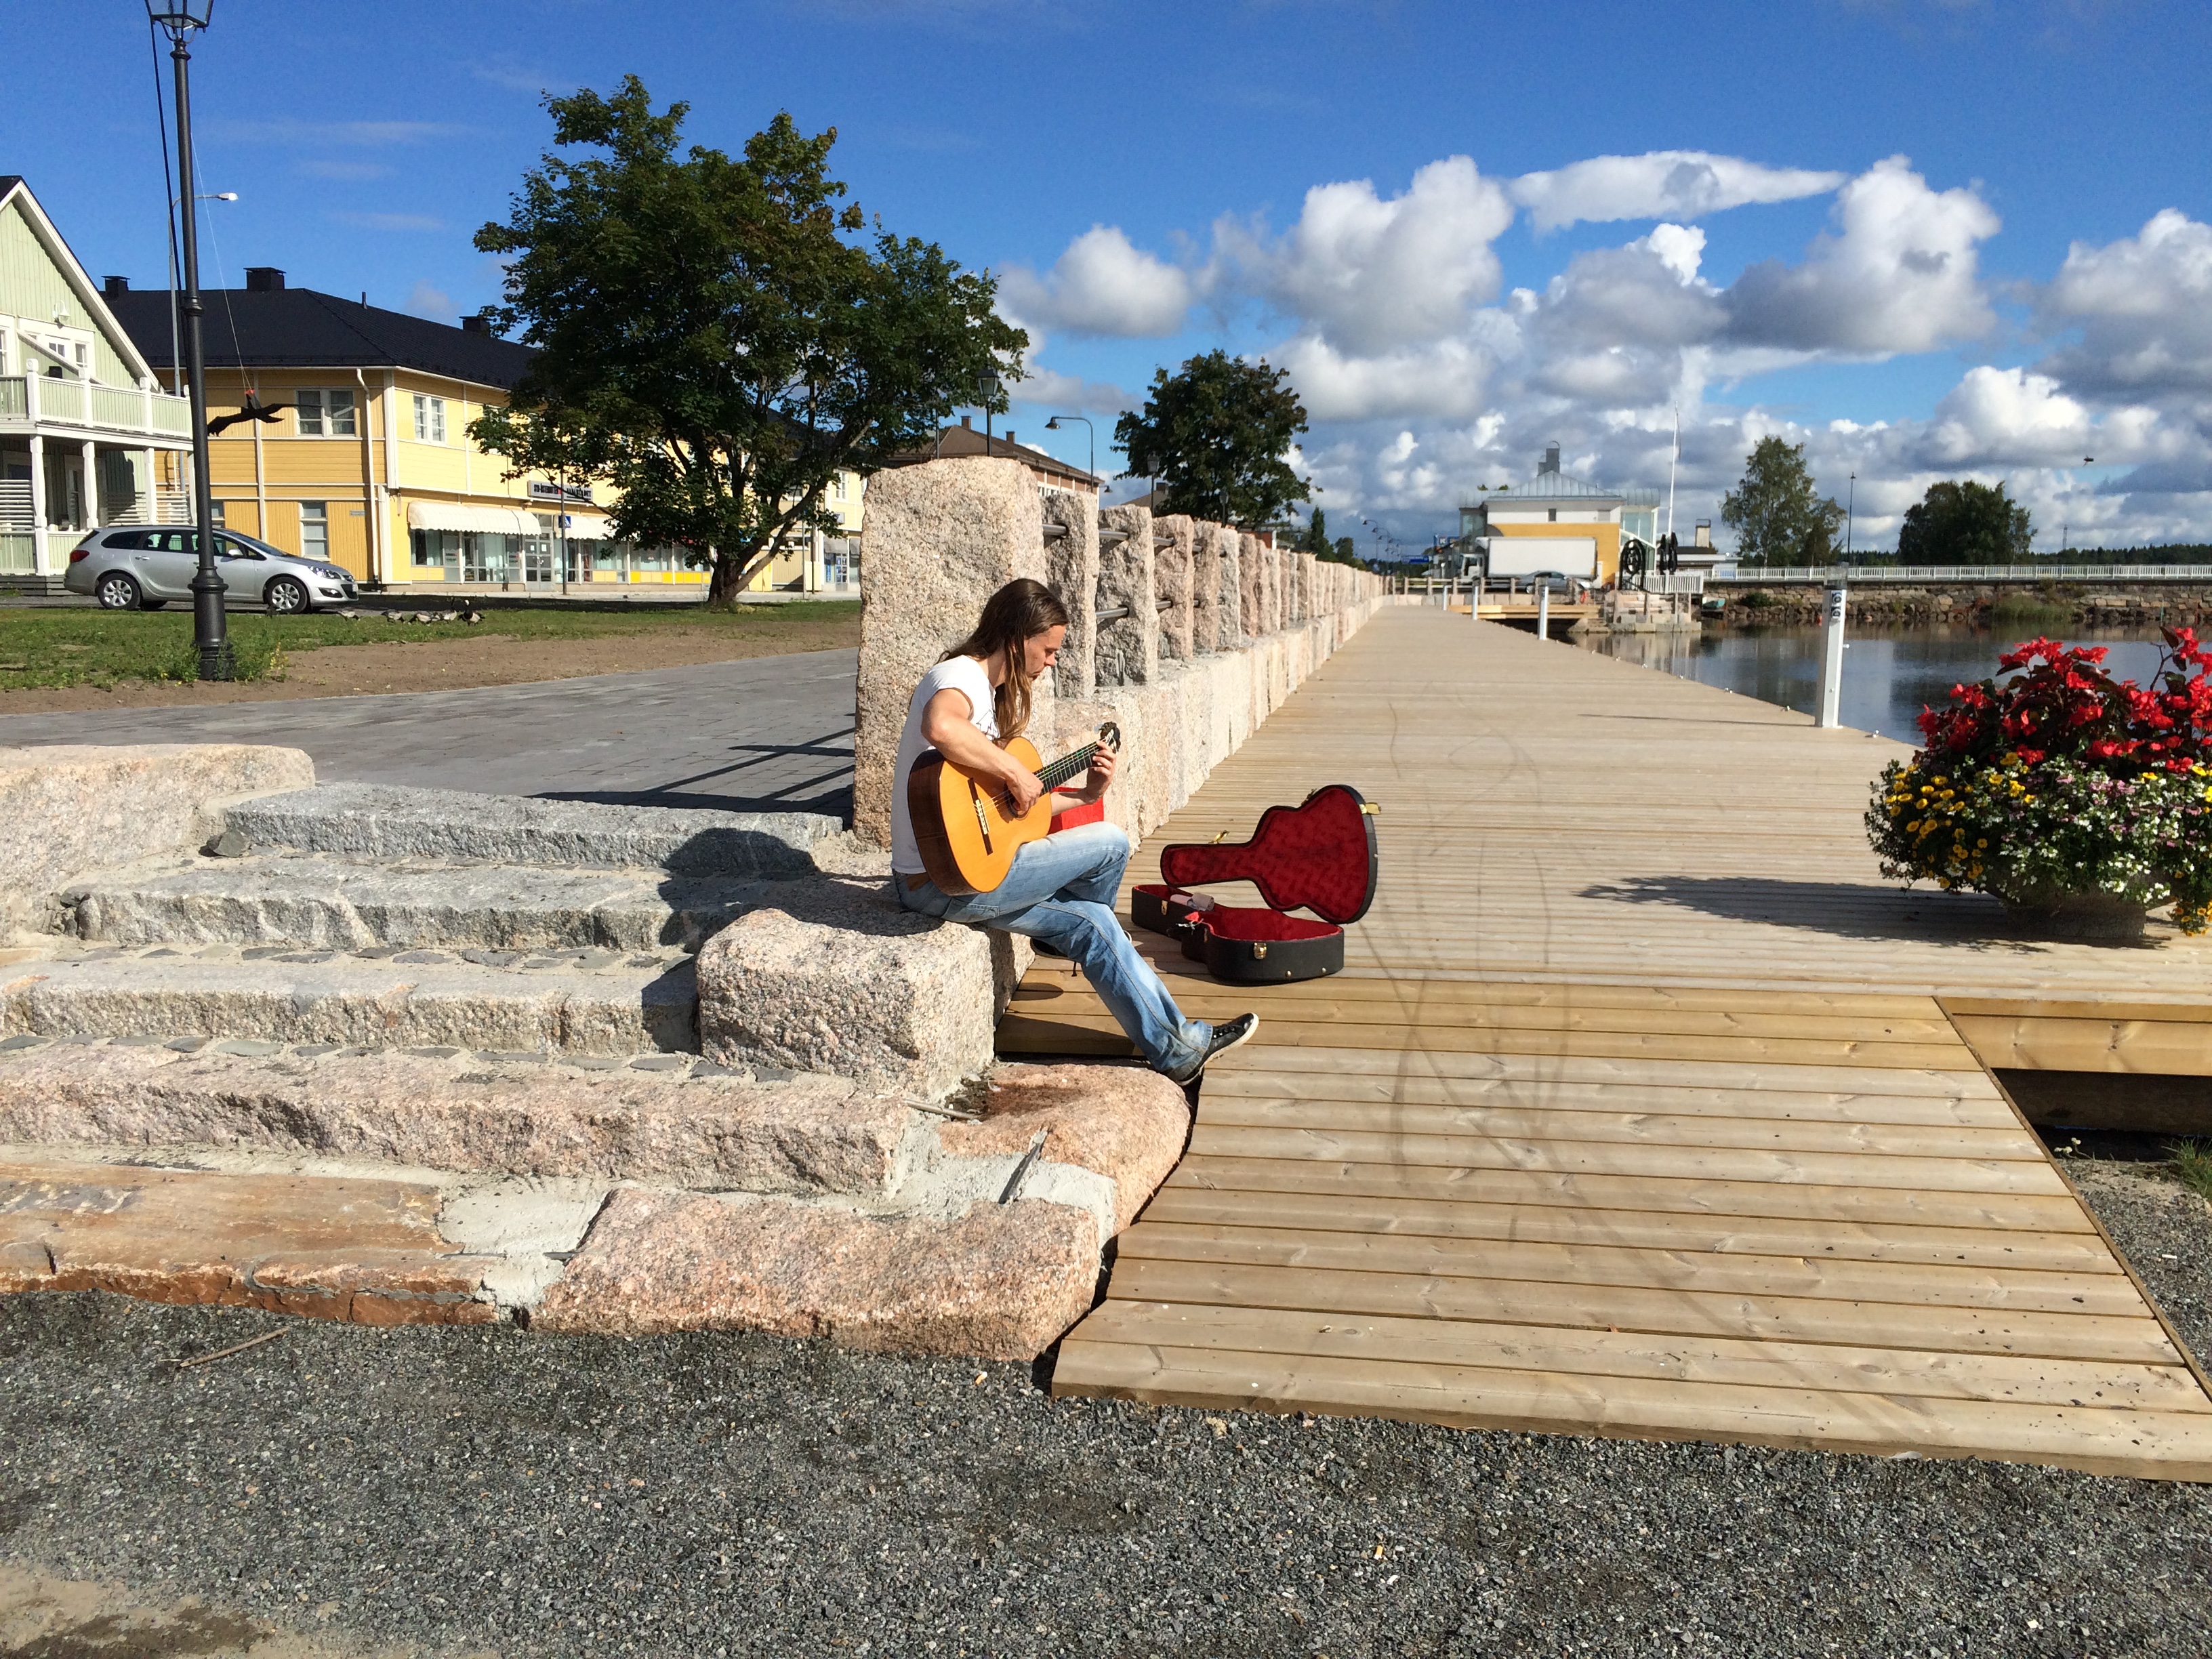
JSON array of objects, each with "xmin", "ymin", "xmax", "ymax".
[
  {"xmin": 1547, "ymin": 508, "xmax": 1558, "ymax": 523},
  {"xmin": 295, "ymin": 389, "xmax": 356, "ymax": 436},
  {"xmin": 412, "ymin": 394, "xmax": 446, "ymax": 443},
  {"xmin": 299, "ymin": 501, "xmax": 329, "ymax": 562},
  {"xmin": 209, "ymin": 501, "xmax": 228, "ymax": 528}
]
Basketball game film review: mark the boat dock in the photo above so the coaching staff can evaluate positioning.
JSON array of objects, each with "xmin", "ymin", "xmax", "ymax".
[{"xmin": 999, "ymin": 606, "xmax": 2212, "ymax": 1479}]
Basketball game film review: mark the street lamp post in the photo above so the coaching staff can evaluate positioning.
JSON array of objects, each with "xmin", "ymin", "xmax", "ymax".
[
  {"xmin": 1044, "ymin": 415, "xmax": 1093, "ymax": 485},
  {"xmin": 148, "ymin": 0, "xmax": 230, "ymax": 680}
]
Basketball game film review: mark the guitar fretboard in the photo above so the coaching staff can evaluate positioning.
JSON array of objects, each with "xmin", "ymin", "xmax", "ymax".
[{"xmin": 1034, "ymin": 743, "xmax": 1101, "ymax": 792}]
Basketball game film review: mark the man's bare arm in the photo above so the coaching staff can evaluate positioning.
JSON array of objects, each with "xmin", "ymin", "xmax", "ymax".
[{"xmin": 919, "ymin": 689, "xmax": 1042, "ymax": 815}]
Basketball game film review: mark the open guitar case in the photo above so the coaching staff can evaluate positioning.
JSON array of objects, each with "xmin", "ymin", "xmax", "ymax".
[{"xmin": 1130, "ymin": 784, "xmax": 1378, "ymax": 983}]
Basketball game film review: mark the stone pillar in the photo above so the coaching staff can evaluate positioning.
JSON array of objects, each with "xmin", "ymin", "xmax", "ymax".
[
  {"xmin": 1095, "ymin": 502, "xmax": 1158, "ymax": 687},
  {"xmin": 1188, "ymin": 520, "xmax": 1221, "ymax": 652},
  {"xmin": 1212, "ymin": 525, "xmax": 1242, "ymax": 644},
  {"xmin": 1238, "ymin": 531, "xmax": 1265, "ymax": 638},
  {"xmin": 1153, "ymin": 514, "xmax": 1195, "ymax": 662},
  {"xmin": 1298, "ymin": 552, "xmax": 1318, "ymax": 624},
  {"xmin": 853, "ymin": 457, "xmax": 1048, "ymax": 848},
  {"xmin": 1041, "ymin": 489, "xmax": 1098, "ymax": 702}
]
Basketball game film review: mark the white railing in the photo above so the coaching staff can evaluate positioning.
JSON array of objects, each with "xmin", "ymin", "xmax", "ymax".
[
  {"xmin": 1719, "ymin": 563, "xmax": 2212, "ymax": 585},
  {"xmin": 0, "ymin": 533, "xmax": 33, "ymax": 575},
  {"xmin": 0, "ymin": 375, "xmax": 193, "ymax": 439}
]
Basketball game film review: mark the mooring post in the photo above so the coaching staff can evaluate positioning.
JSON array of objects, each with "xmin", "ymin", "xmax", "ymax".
[
  {"xmin": 1816, "ymin": 583, "xmax": 1847, "ymax": 727},
  {"xmin": 1536, "ymin": 582, "xmax": 1551, "ymax": 641}
]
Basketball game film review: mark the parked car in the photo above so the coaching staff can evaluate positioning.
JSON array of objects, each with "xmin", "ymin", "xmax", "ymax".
[{"xmin": 63, "ymin": 527, "xmax": 357, "ymax": 614}]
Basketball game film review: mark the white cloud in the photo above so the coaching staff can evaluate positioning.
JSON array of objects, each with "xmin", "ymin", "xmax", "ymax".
[
  {"xmin": 1919, "ymin": 367, "xmax": 2102, "ymax": 468},
  {"xmin": 1230, "ymin": 156, "xmax": 1515, "ymax": 356},
  {"xmin": 405, "ymin": 281, "xmax": 457, "ymax": 323},
  {"xmin": 1272, "ymin": 330, "xmax": 1495, "ymax": 423},
  {"xmin": 1509, "ymin": 152, "xmax": 1847, "ymax": 232},
  {"xmin": 2039, "ymin": 209, "xmax": 2212, "ymax": 396},
  {"xmin": 1000, "ymin": 226, "xmax": 1197, "ymax": 338},
  {"xmin": 1725, "ymin": 157, "xmax": 1999, "ymax": 354}
]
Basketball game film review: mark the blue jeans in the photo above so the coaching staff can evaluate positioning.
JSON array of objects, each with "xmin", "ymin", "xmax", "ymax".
[{"xmin": 895, "ymin": 821, "xmax": 1212, "ymax": 1077}]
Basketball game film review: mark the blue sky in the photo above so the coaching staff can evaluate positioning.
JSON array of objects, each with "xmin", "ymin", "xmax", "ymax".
[{"xmin": 12, "ymin": 1, "xmax": 2211, "ymax": 552}]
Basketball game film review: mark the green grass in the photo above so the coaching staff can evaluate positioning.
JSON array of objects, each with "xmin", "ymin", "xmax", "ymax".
[
  {"xmin": 0, "ymin": 600, "xmax": 859, "ymax": 690},
  {"xmin": 2171, "ymin": 1139, "xmax": 2212, "ymax": 1202}
]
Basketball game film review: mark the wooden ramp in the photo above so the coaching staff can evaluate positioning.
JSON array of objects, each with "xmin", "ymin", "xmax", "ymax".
[{"xmin": 1004, "ymin": 607, "xmax": 2212, "ymax": 1479}]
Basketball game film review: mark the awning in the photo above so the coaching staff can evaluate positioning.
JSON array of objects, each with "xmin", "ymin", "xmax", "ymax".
[
  {"xmin": 405, "ymin": 501, "xmax": 543, "ymax": 535},
  {"xmin": 548, "ymin": 510, "xmax": 615, "ymax": 539}
]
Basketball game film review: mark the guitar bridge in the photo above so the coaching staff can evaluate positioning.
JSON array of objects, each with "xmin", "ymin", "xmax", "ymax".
[{"xmin": 969, "ymin": 783, "xmax": 994, "ymax": 853}]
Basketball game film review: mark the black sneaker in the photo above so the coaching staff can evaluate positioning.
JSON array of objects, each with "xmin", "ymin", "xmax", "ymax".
[{"xmin": 1166, "ymin": 1012, "xmax": 1259, "ymax": 1084}]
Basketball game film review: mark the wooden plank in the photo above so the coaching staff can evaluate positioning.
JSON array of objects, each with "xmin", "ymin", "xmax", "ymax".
[
  {"xmin": 1069, "ymin": 1300, "xmax": 2205, "ymax": 1410},
  {"xmin": 1048, "ymin": 1338, "xmax": 2212, "ymax": 1481},
  {"xmin": 1107, "ymin": 1257, "xmax": 2182, "ymax": 1365},
  {"xmin": 1137, "ymin": 1187, "xmax": 2125, "ymax": 1274},
  {"xmin": 1168, "ymin": 1154, "xmax": 2100, "ymax": 1233},
  {"xmin": 1212, "ymin": 1045, "xmax": 2005, "ymax": 1099},
  {"xmin": 1113, "ymin": 1221, "xmax": 2150, "ymax": 1316},
  {"xmin": 1192, "ymin": 1097, "xmax": 2047, "ymax": 1160},
  {"xmin": 1185, "ymin": 1124, "xmax": 2073, "ymax": 1196},
  {"xmin": 1202, "ymin": 1069, "xmax": 2021, "ymax": 1126},
  {"xmin": 1948, "ymin": 1014, "xmax": 2212, "ymax": 1077},
  {"xmin": 1006, "ymin": 1011, "xmax": 1978, "ymax": 1071}
]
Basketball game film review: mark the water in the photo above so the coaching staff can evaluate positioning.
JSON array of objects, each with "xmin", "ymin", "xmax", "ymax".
[{"xmin": 1577, "ymin": 624, "xmax": 2181, "ymax": 741}]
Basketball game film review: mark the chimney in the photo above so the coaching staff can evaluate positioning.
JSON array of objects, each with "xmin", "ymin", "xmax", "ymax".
[
  {"xmin": 1694, "ymin": 520, "xmax": 1711, "ymax": 548},
  {"xmin": 1539, "ymin": 443, "xmax": 1561, "ymax": 476},
  {"xmin": 102, "ymin": 275, "xmax": 129, "ymax": 295},
  {"xmin": 461, "ymin": 312, "xmax": 489, "ymax": 335},
  {"xmin": 245, "ymin": 267, "xmax": 285, "ymax": 293},
  {"xmin": 1004, "ymin": 430, "xmax": 1016, "ymax": 447},
  {"xmin": 959, "ymin": 415, "xmax": 972, "ymax": 430}
]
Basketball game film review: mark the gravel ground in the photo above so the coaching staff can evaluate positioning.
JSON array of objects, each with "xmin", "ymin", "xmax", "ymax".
[{"xmin": 3, "ymin": 1156, "xmax": 2211, "ymax": 1659}]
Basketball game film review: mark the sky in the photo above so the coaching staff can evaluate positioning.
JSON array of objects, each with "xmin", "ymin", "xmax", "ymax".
[{"xmin": 11, "ymin": 0, "xmax": 2212, "ymax": 556}]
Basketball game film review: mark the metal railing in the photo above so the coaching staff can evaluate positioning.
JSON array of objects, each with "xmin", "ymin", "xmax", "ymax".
[
  {"xmin": 1717, "ymin": 563, "xmax": 2212, "ymax": 586},
  {"xmin": 0, "ymin": 375, "xmax": 193, "ymax": 438}
]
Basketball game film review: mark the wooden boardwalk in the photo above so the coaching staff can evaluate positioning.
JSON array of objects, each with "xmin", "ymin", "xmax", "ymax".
[{"xmin": 1002, "ymin": 607, "xmax": 2212, "ymax": 1479}]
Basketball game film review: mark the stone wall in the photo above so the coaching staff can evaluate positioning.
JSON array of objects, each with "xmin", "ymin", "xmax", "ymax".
[
  {"xmin": 1040, "ymin": 490, "xmax": 1098, "ymax": 703},
  {"xmin": 1154, "ymin": 515, "xmax": 1195, "ymax": 663},
  {"xmin": 1095, "ymin": 503, "xmax": 1158, "ymax": 688},
  {"xmin": 0, "ymin": 743, "xmax": 316, "ymax": 935}
]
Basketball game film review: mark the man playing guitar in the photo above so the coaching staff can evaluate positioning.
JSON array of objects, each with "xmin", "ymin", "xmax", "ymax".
[{"xmin": 891, "ymin": 578, "xmax": 1258, "ymax": 1084}]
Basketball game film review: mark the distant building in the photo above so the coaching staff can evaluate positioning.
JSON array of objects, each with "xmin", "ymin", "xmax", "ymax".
[
  {"xmin": 107, "ymin": 266, "xmax": 863, "ymax": 596},
  {"xmin": 0, "ymin": 177, "xmax": 196, "ymax": 591},
  {"xmin": 1458, "ymin": 444, "xmax": 1662, "ymax": 584},
  {"xmin": 884, "ymin": 417, "xmax": 1102, "ymax": 497}
]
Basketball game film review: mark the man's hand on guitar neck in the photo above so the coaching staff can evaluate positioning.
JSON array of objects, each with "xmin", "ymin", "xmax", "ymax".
[{"xmin": 1063, "ymin": 747, "xmax": 1116, "ymax": 806}]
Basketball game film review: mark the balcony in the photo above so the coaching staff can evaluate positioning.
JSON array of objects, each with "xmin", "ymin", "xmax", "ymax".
[{"xmin": 0, "ymin": 374, "xmax": 194, "ymax": 439}]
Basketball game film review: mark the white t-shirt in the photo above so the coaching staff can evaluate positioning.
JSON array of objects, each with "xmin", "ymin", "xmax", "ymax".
[{"xmin": 890, "ymin": 655, "xmax": 1000, "ymax": 876}]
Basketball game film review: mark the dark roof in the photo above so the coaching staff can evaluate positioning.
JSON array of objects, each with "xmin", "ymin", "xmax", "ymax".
[
  {"xmin": 106, "ymin": 285, "xmax": 537, "ymax": 389},
  {"xmin": 883, "ymin": 422, "xmax": 1100, "ymax": 489}
]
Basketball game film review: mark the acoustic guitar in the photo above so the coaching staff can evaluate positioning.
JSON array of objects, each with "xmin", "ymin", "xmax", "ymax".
[{"xmin": 907, "ymin": 722, "xmax": 1123, "ymax": 895}]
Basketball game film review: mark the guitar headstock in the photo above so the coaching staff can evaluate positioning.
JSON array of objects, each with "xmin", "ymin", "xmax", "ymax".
[{"xmin": 1096, "ymin": 721, "xmax": 1124, "ymax": 756}]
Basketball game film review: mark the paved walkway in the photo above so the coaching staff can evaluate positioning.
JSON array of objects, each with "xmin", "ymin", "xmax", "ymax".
[
  {"xmin": 1007, "ymin": 607, "xmax": 2212, "ymax": 1479},
  {"xmin": 0, "ymin": 649, "xmax": 857, "ymax": 818}
]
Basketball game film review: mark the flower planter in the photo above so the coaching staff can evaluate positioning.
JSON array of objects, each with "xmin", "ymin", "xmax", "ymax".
[
  {"xmin": 2001, "ymin": 886, "xmax": 2152, "ymax": 943},
  {"xmin": 1867, "ymin": 630, "xmax": 2212, "ymax": 939}
]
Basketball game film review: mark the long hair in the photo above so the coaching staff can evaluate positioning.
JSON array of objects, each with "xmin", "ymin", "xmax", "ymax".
[{"xmin": 942, "ymin": 578, "xmax": 1069, "ymax": 742}]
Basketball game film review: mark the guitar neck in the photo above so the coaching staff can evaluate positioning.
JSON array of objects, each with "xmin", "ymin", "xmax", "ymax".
[{"xmin": 1033, "ymin": 743, "xmax": 1099, "ymax": 793}]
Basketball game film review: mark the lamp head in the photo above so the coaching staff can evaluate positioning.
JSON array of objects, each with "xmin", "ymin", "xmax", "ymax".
[
  {"xmin": 1045, "ymin": 416, "xmax": 1061, "ymax": 430},
  {"xmin": 147, "ymin": 0, "xmax": 215, "ymax": 40},
  {"xmin": 976, "ymin": 370, "xmax": 1002, "ymax": 405}
]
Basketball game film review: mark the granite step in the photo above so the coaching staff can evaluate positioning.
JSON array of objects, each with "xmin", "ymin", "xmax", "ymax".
[
  {"xmin": 0, "ymin": 945, "xmax": 698, "ymax": 1056},
  {"xmin": 0, "ymin": 1033, "xmax": 917, "ymax": 1195},
  {"xmin": 222, "ymin": 782, "xmax": 841, "ymax": 879},
  {"xmin": 60, "ymin": 851, "xmax": 766, "ymax": 955}
]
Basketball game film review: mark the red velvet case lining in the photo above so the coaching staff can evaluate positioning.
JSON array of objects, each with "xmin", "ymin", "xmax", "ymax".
[
  {"xmin": 1155, "ymin": 784, "xmax": 1376, "ymax": 923},
  {"xmin": 1143, "ymin": 896, "xmax": 1338, "ymax": 942}
]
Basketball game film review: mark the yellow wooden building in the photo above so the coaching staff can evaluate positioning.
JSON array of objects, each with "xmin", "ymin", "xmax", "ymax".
[{"xmin": 1457, "ymin": 443, "xmax": 1661, "ymax": 586}]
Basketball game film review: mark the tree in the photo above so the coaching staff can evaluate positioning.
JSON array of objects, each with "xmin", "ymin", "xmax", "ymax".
[
  {"xmin": 1333, "ymin": 536, "xmax": 1359, "ymax": 567},
  {"xmin": 1114, "ymin": 350, "xmax": 1309, "ymax": 527},
  {"xmin": 471, "ymin": 79, "xmax": 1026, "ymax": 604},
  {"xmin": 1898, "ymin": 479, "xmax": 2034, "ymax": 565},
  {"xmin": 1719, "ymin": 437, "xmax": 1845, "ymax": 566},
  {"xmin": 1298, "ymin": 506, "xmax": 1331, "ymax": 554}
]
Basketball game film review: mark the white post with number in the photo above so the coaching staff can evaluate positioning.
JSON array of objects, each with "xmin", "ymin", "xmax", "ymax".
[
  {"xmin": 1816, "ymin": 584, "xmax": 1847, "ymax": 727},
  {"xmin": 1536, "ymin": 582, "xmax": 1551, "ymax": 641}
]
